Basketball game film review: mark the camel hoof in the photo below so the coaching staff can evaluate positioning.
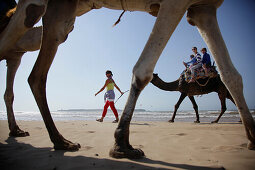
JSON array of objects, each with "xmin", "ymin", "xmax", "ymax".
[
  {"xmin": 54, "ymin": 140, "xmax": 81, "ymax": 151},
  {"xmin": 211, "ymin": 120, "xmax": 218, "ymax": 124},
  {"xmin": 247, "ymin": 141, "xmax": 255, "ymax": 150},
  {"xmin": 194, "ymin": 120, "xmax": 200, "ymax": 123},
  {"xmin": 109, "ymin": 146, "xmax": 145, "ymax": 159},
  {"xmin": 168, "ymin": 120, "xmax": 174, "ymax": 123},
  {"xmin": 9, "ymin": 129, "xmax": 30, "ymax": 137}
]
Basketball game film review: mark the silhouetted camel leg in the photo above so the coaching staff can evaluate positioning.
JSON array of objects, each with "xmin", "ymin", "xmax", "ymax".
[
  {"xmin": 110, "ymin": 0, "xmax": 190, "ymax": 158},
  {"xmin": 212, "ymin": 94, "xmax": 226, "ymax": 123},
  {"xmin": 227, "ymin": 93, "xmax": 242, "ymax": 123},
  {"xmin": 187, "ymin": 4, "xmax": 255, "ymax": 149},
  {"xmin": 188, "ymin": 96, "xmax": 199, "ymax": 123},
  {"xmin": 169, "ymin": 93, "xmax": 187, "ymax": 122},
  {"xmin": 28, "ymin": 0, "xmax": 80, "ymax": 151},
  {"xmin": 5, "ymin": 56, "xmax": 29, "ymax": 137}
]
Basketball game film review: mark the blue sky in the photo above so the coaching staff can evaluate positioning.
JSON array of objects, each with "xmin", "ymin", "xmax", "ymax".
[{"xmin": 0, "ymin": 0, "xmax": 255, "ymax": 112}]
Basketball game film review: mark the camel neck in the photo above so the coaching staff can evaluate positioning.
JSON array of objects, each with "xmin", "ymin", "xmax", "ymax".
[{"xmin": 151, "ymin": 75, "xmax": 179, "ymax": 91}]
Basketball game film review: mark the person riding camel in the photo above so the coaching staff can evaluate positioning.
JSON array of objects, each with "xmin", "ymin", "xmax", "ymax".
[
  {"xmin": 201, "ymin": 48, "xmax": 211, "ymax": 76},
  {"xmin": 183, "ymin": 47, "xmax": 202, "ymax": 83}
]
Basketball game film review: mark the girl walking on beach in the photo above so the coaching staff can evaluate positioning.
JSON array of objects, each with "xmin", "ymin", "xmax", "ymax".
[{"xmin": 95, "ymin": 70, "xmax": 123, "ymax": 123}]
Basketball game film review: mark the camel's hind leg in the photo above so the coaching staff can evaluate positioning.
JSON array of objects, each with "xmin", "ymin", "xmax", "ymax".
[
  {"xmin": 28, "ymin": 0, "xmax": 80, "ymax": 151},
  {"xmin": 187, "ymin": 4, "xmax": 255, "ymax": 149},
  {"xmin": 212, "ymin": 93, "xmax": 226, "ymax": 123},
  {"xmin": 110, "ymin": 0, "xmax": 190, "ymax": 159},
  {"xmin": 4, "ymin": 55, "xmax": 29, "ymax": 137}
]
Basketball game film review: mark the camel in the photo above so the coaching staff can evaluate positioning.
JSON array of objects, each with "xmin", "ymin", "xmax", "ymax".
[
  {"xmin": 0, "ymin": 0, "xmax": 254, "ymax": 159},
  {"xmin": 151, "ymin": 73, "xmax": 235, "ymax": 123}
]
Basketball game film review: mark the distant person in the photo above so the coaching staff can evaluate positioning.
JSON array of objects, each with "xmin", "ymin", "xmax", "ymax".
[
  {"xmin": 95, "ymin": 70, "xmax": 123, "ymax": 123},
  {"xmin": 201, "ymin": 48, "xmax": 211, "ymax": 76},
  {"xmin": 183, "ymin": 54, "xmax": 196, "ymax": 68},
  {"xmin": 189, "ymin": 47, "xmax": 202, "ymax": 83}
]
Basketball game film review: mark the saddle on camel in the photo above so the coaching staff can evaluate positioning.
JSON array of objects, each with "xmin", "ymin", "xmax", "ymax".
[{"xmin": 182, "ymin": 62, "xmax": 218, "ymax": 86}]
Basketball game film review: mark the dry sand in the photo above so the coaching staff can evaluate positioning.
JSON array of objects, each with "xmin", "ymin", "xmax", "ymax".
[{"xmin": 0, "ymin": 120, "xmax": 255, "ymax": 170}]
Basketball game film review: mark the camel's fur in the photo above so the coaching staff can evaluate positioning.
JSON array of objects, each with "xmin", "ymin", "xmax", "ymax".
[{"xmin": 0, "ymin": 0, "xmax": 254, "ymax": 158}]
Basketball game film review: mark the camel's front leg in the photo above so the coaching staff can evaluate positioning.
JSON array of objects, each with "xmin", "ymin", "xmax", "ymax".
[
  {"xmin": 28, "ymin": 0, "xmax": 80, "ymax": 151},
  {"xmin": 4, "ymin": 56, "xmax": 29, "ymax": 137},
  {"xmin": 188, "ymin": 96, "xmax": 199, "ymax": 123},
  {"xmin": 187, "ymin": 5, "xmax": 255, "ymax": 149},
  {"xmin": 169, "ymin": 93, "xmax": 187, "ymax": 123},
  {"xmin": 110, "ymin": 0, "xmax": 190, "ymax": 159}
]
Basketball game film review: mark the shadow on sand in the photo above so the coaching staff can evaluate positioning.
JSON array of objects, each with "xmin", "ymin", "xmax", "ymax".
[{"xmin": 0, "ymin": 137, "xmax": 224, "ymax": 170}]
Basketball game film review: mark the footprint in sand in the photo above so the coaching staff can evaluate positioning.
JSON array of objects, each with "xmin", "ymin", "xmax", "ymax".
[
  {"xmin": 87, "ymin": 131, "xmax": 95, "ymax": 133},
  {"xmin": 133, "ymin": 144, "xmax": 144, "ymax": 148},
  {"xmin": 84, "ymin": 146, "xmax": 93, "ymax": 150},
  {"xmin": 176, "ymin": 133, "xmax": 186, "ymax": 136},
  {"xmin": 168, "ymin": 133, "xmax": 187, "ymax": 136}
]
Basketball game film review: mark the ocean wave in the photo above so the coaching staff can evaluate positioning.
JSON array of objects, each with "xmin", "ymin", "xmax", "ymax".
[{"xmin": 0, "ymin": 110, "xmax": 254, "ymax": 122}]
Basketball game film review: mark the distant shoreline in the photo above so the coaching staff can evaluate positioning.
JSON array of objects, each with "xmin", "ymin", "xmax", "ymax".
[{"xmin": 57, "ymin": 108, "xmax": 255, "ymax": 112}]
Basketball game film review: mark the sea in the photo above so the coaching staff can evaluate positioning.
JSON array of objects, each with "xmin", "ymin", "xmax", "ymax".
[{"xmin": 0, "ymin": 109, "xmax": 254, "ymax": 122}]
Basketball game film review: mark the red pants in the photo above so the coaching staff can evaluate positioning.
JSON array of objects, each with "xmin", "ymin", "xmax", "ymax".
[{"xmin": 102, "ymin": 100, "xmax": 118, "ymax": 119}]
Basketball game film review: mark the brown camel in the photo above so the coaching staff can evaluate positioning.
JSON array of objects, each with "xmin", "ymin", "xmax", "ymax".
[
  {"xmin": 0, "ymin": 0, "xmax": 254, "ymax": 158},
  {"xmin": 151, "ymin": 73, "xmax": 235, "ymax": 123}
]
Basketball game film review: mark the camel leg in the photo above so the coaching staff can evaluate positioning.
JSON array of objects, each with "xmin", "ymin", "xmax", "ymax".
[
  {"xmin": 4, "ymin": 55, "xmax": 29, "ymax": 137},
  {"xmin": 212, "ymin": 94, "xmax": 226, "ymax": 123},
  {"xmin": 188, "ymin": 96, "xmax": 199, "ymax": 123},
  {"xmin": 110, "ymin": 0, "xmax": 190, "ymax": 159},
  {"xmin": 187, "ymin": 5, "xmax": 255, "ymax": 149},
  {"xmin": 169, "ymin": 93, "xmax": 187, "ymax": 123},
  {"xmin": 28, "ymin": 0, "xmax": 80, "ymax": 151}
]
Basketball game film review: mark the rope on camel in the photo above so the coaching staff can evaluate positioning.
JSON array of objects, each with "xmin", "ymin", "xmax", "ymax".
[{"xmin": 195, "ymin": 77, "xmax": 211, "ymax": 87}]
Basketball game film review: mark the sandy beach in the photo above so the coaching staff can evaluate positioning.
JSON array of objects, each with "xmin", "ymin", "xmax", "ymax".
[{"xmin": 0, "ymin": 120, "xmax": 255, "ymax": 170}]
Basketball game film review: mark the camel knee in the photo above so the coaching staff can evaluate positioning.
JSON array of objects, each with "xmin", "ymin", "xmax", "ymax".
[
  {"xmin": 221, "ymin": 72, "xmax": 243, "ymax": 92},
  {"xmin": 43, "ymin": 17, "xmax": 75, "ymax": 45},
  {"xmin": 186, "ymin": 3, "xmax": 218, "ymax": 27},
  {"xmin": 174, "ymin": 104, "xmax": 179, "ymax": 110},
  {"xmin": 57, "ymin": 24, "xmax": 74, "ymax": 44},
  {"xmin": 193, "ymin": 104, "xmax": 198, "ymax": 111},
  {"xmin": 42, "ymin": 0, "xmax": 77, "ymax": 44},
  {"xmin": 132, "ymin": 68, "xmax": 153, "ymax": 90},
  {"xmin": 221, "ymin": 106, "xmax": 226, "ymax": 113},
  {"xmin": 4, "ymin": 91, "xmax": 14, "ymax": 106},
  {"xmin": 28, "ymin": 73, "xmax": 46, "ymax": 95}
]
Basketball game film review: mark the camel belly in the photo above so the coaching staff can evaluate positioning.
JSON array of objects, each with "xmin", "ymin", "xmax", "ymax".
[{"xmin": 91, "ymin": 0, "xmax": 161, "ymax": 12}]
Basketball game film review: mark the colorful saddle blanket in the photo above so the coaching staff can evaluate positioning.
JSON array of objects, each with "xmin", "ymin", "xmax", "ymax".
[{"xmin": 181, "ymin": 66, "xmax": 218, "ymax": 82}]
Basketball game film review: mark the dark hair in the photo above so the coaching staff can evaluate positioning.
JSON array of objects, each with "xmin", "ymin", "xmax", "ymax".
[
  {"xmin": 201, "ymin": 48, "xmax": 207, "ymax": 52},
  {"xmin": 192, "ymin": 47, "xmax": 197, "ymax": 50},
  {"xmin": 106, "ymin": 70, "xmax": 113, "ymax": 76},
  {"xmin": 190, "ymin": 54, "xmax": 195, "ymax": 58}
]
